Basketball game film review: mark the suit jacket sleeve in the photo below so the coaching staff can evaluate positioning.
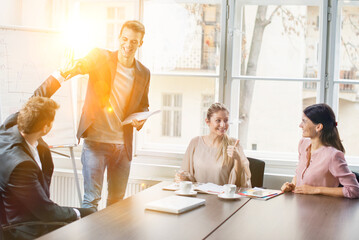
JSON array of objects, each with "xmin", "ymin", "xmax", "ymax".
[
  {"xmin": 8, "ymin": 162, "xmax": 77, "ymax": 222},
  {"xmin": 33, "ymin": 76, "xmax": 61, "ymax": 98},
  {"xmin": 33, "ymin": 48, "xmax": 102, "ymax": 99}
]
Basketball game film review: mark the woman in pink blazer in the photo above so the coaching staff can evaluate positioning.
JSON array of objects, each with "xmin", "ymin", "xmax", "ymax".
[{"xmin": 281, "ymin": 103, "xmax": 359, "ymax": 198}]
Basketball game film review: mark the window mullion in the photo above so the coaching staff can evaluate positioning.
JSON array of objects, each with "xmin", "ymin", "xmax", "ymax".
[{"xmin": 323, "ymin": 0, "xmax": 339, "ymax": 110}]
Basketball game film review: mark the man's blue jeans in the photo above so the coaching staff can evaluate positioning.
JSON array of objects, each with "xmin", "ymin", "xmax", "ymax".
[{"xmin": 81, "ymin": 140, "xmax": 131, "ymax": 209}]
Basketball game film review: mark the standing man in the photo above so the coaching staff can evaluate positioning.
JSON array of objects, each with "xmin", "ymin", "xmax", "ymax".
[{"xmin": 35, "ymin": 20, "xmax": 150, "ymax": 209}]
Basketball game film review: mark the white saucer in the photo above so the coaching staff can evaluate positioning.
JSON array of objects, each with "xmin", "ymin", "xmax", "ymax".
[
  {"xmin": 218, "ymin": 193, "xmax": 242, "ymax": 200},
  {"xmin": 175, "ymin": 190, "xmax": 197, "ymax": 196}
]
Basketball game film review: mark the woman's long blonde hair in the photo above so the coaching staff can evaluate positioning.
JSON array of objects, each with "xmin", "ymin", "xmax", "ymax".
[{"xmin": 206, "ymin": 103, "xmax": 233, "ymax": 166}]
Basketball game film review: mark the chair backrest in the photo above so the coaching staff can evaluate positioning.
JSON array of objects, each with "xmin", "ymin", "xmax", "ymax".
[
  {"xmin": 247, "ymin": 157, "xmax": 265, "ymax": 188},
  {"xmin": 0, "ymin": 193, "xmax": 8, "ymax": 226},
  {"xmin": 353, "ymin": 171, "xmax": 359, "ymax": 184}
]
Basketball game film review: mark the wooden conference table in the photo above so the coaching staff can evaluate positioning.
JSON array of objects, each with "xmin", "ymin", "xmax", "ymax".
[
  {"xmin": 39, "ymin": 182, "xmax": 359, "ymax": 240},
  {"xmin": 207, "ymin": 192, "xmax": 359, "ymax": 240}
]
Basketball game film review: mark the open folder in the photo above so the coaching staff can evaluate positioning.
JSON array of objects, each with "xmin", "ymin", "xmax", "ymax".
[
  {"xmin": 122, "ymin": 110, "xmax": 161, "ymax": 125},
  {"xmin": 239, "ymin": 188, "xmax": 283, "ymax": 200},
  {"xmin": 145, "ymin": 196, "xmax": 205, "ymax": 214}
]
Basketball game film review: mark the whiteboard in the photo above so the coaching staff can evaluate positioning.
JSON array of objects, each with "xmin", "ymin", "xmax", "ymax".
[{"xmin": 0, "ymin": 26, "xmax": 77, "ymax": 147}]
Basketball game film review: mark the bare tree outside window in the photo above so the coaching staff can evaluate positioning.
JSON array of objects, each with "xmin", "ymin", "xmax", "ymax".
[{"xmin": 238, "ymin": 5, "xmax": 310, "ymax": 147}]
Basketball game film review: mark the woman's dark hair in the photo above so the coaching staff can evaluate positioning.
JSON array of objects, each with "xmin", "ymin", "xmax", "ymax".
[{"xmin": 303, "ymin": 103, "xmax": 345, "ymax": 153}]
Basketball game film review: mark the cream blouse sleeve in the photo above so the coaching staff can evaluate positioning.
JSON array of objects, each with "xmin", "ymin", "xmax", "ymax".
[{"xmin": 181, "ymin": 137, "xmax": 200, "ymax": 182}]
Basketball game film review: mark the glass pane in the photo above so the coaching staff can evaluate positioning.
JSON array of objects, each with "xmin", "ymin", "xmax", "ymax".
[
  {"xmin": 174, "ymin": 94, "xmax": 182, "ymax": 107},
  {"xmin": 174, "ymin": 110, "xmax": 182, "ymax": 137},
  {"xmin": 338, "ymin": 5, "xmax": 359, "ymax": 81},
  {"xmin": 138, "ymin": 76, "xmax": 216, "ymax": 151},
  {"xmin": 336, "ymin": 83, "xmax": 359, "ymax": 156},
  {"xmin": 107, "ymin": 8, "xmax": 115, "ymax": 19},
  {"xmin": 163, "ymin": 94, "xmax": 172, "ymax": 107},
  {"xmin": 142, "ymin": 0, "xmax": 222, "ymax": 74},
  {"xmin": 232, "ymin": 4, "xmax": 321, "ymax": 79},
  {"xmin": 162, "ymin": 110, "xmax": 171, "ymax": 136},
  {"xmin": 201, "ymin": 94, "xmax": 214, "ymax": 135},
  {"xmin": 231, "ymin": 79, "xmax": 319, "ymax": 152}
]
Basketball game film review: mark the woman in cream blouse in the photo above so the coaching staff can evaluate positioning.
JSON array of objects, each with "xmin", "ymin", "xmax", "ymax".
[{"xmin": 179, "ymin": 103, "xmax": 251, "ymax": 187}]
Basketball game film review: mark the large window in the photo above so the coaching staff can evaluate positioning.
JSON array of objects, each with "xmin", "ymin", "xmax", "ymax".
[
  {"xmin": 333, "ymin": 2, "xmax": 359, "ymax": 158},
  {"xmin": 136, "ymin": 0, "xmax": 223, "ymax": 153},
  {"xmin": 228, "ymin": 1, "xmax": 323, "ymax": 158},
  {"xmin": 24, "ymin": 0, "xmax": 357, "ymax": 171}
]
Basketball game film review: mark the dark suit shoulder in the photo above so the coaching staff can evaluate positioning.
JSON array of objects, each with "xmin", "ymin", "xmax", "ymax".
[
  {"xmin": 88, "ymin": 48, "xmax": 115, "ymax": 60},
  {"xmin": 0, "ymin": 144, "xmax": 38, "ymax": 190},
  {"xmin": 0, "ymin": 112, "xmax": 19, "ymax": 131},
  {"xmin": 85, "ymin": 48, "xmax": 117, "ymax": 71},
  {"xmin": 135, "ymin": 59, "xmax": 150, "ymax": 75}
]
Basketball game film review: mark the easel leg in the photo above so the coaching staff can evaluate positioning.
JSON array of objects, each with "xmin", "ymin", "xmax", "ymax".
[{"xmin": 70, "ymin": 146, "xmax": 82, "ymax": 206}]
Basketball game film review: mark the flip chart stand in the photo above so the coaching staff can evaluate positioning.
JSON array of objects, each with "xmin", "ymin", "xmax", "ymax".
[{"xmin": 50, "ymin": 147, "xmax": 82, "ymax": 206}]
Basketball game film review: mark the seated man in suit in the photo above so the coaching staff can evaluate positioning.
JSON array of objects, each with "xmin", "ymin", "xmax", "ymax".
[{"xmin": 0, "ymin": 96, "xmax": 95, "ymax": 240}]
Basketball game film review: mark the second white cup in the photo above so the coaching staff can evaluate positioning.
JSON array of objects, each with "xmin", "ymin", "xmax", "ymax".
[{"xmin": 223, "ymin": 184, "xmax": 236, "ymax": 197}]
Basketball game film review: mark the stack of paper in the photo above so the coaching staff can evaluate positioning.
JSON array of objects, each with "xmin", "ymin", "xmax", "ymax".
[
  {"xmin": 122, "ymin": 110, "xmax": 160, "ymax": 125},
  {"xmin": 162, "ymin": 182, "xmax": 225, "ymax": 195},
  {"xmin": 194, "ymin": 183, "xmax": 224, "ymax": 195},
  {"xmin": 145, "ymin": 196, "xmax": 206, "ymax": 214},
  {"xmin": 239, "ymin": 187, "xmax": 282, "ymax": 200},
  {"xmin": 162, "ymin": 182, "xmax": 180, "ymax": 191}
]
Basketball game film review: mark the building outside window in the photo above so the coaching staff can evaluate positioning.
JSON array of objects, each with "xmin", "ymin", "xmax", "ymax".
[
  {"xmin": 334, "ymin": 2, "xmax": 359, "ymax": 159},
  {"xmin": 162, "ymin": 93, "xmax": 182, "ymax": 137},
  {"xmin": 106, "ymin": 7, "xmax": 125, "ymax": 49},
  {"xmin": 136, "ymin": 0, "xmax": 221, "ymax": 152},
  {"xmin": 201, "ymin": 94, "xmax": 214, "ymax": 135}
]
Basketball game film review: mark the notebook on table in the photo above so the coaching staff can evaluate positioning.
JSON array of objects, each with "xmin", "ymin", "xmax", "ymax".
[{"xmin": 145, "ymin": 196, "xmax": 206, "ymax": 214}]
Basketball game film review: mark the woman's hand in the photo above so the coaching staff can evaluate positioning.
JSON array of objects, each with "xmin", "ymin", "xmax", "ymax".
[
  {"xmin": 293, "ymin": 184, "xmax": 319, "ymax": 195},
  {"xmin": 227, "ymin": 140, "xmax": 241, "ymax": 159},
  {"xmin": 281, "ymin": 182, "xmax": 296, "ymax": 192},
  {"xmin": 175, "ymin": 170, "xmax": 190, "ymax": 182}
]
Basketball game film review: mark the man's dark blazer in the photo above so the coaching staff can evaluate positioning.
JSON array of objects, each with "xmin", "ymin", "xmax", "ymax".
[
  {"xmin": 0, "ymin": 113, "xmax": 78, "ymax": 239},
  {"xmin": 34, "ymin": 48, "xmax": 150, "ymax": 160}
]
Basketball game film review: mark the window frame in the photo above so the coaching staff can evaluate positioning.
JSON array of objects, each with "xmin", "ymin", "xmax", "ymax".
[{"xmin": 133, "ymin": 0, "xmax": 359, "ymax": 171}]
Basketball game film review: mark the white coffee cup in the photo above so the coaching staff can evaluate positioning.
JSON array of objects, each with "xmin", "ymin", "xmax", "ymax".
[
  {"xmin": 179, "ymin": 181, "xmax": 193, "ymax": 194},
  {"xmin": 223, "ymin": 184, "xmax": 236, "ymax": 197}
]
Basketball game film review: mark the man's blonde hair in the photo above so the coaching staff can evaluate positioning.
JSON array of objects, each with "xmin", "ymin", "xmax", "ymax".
[{"xmin": 17, "ymin": 96, "xmax": 60, "ymax": 134}]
